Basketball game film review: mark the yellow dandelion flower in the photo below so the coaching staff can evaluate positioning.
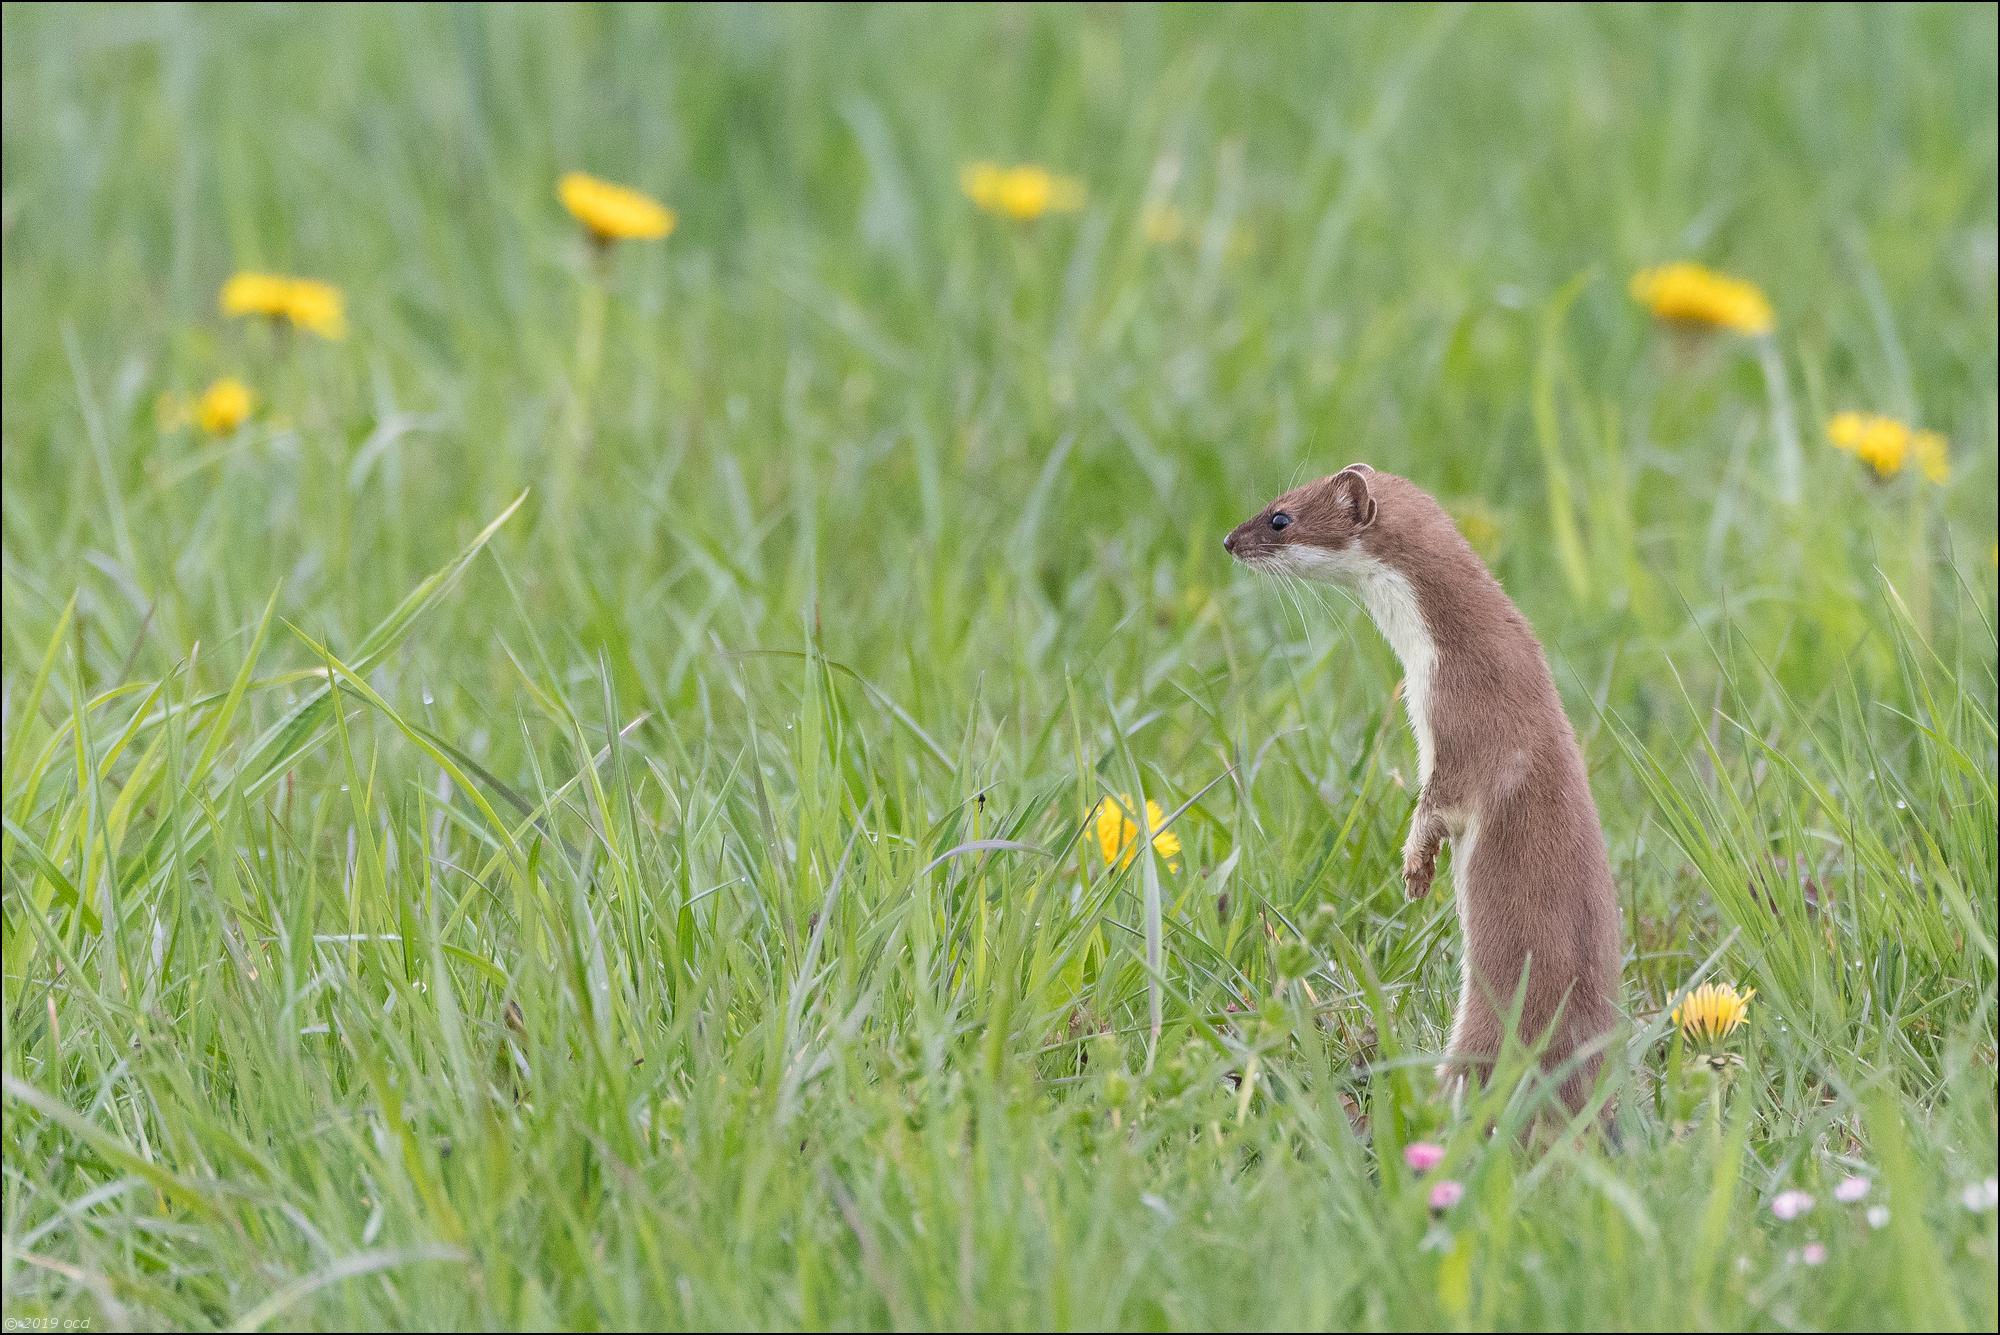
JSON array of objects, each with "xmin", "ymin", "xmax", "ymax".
[
  {"xmin": 1091, "ymin": 794, "xmax": 1181, "ymax": 872},
  {"xmin": 1825, "ymin": 410, "xmax": 1867, "ymax": 452},
  {"xmin": 219, "ymin": 272, "xmax": 346, "ymax": 340},
  {"xmin": 1630, "ymin": 262, "xmax": 1774, "ymax": 336},
  {"xmin": 194, "ymin": 377, "xmax": 253, "ymax": 435},
  {"xmin": 1827, "ymin": 410, "xmax": 1909, "ymax": 477},
  {"xmin": 961, "ymin": 162, "xmax": 1085, "ymax": 222},
  {"xmin": 280, "ymin": 278, "xmax": 346, "ymax": 340},
  {"xmin": 1671, "ymin": 981, "xmax": 1755, "ymax": 1045},
  {"xmin": 1826, "ymin": 411, "xmax": 1948, "ymax": 483},
  {"xmin": 219, "ymin": 272, "xmax": 294, "ymax": 320},
  {"xmin": 559, "ymin": 171, "xmax": 677, "ymax": 243}
]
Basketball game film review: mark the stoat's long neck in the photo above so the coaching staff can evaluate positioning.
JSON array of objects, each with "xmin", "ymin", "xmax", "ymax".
[{"xmin": 1349, "ymin": 561, "xmax": 1440, "ymax": 785}]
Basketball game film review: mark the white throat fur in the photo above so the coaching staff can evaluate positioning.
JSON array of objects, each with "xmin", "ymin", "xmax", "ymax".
[{"xmin": 1270, "ymin": 546, "xmax": 1439, "ymax": 784}]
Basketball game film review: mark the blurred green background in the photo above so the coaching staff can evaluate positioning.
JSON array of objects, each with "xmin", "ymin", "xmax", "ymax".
[{"xmin": 3, "ymin": 4, "xmax": 1995, "ymax": 1329}]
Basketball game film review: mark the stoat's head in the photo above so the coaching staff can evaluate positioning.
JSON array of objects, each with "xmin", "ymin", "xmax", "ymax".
[{"xmin": 1223, "ymin": 463, "xmax": 1378, "ymax": 581}]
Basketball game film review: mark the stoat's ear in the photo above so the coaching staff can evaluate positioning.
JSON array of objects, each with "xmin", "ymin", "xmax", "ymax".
[{"xmin": 1330, "ymin": 466, "xmax": 1377, "ymax": 531}]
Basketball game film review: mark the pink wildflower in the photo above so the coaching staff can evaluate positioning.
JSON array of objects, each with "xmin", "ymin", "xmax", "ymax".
[
  {"xmin": 1428, "ymin": 1179, "xmax": 1465, "ymax": 1212},
  {"xmin": 1403, "ymin": 1142, "xmax": 1445, "ymax": 1174},
  {"xmin": 1771, "ymin": 1189, "xmax": 1814, "ymax": 1221}
]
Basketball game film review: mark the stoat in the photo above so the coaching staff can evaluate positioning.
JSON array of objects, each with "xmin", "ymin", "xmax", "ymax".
[{"xmin": 1226, "ymin": 464, "xmax": 1622, "ymax": 1111}]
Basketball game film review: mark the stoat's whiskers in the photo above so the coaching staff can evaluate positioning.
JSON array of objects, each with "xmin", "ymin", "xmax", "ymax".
[{"xmin": 1274, "ymin": 571, "xmax": 1310, "ymax": 638}]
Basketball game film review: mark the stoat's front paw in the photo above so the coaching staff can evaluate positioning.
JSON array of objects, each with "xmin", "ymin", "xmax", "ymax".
[{"xmin": 1402, "ymin": 849, "xmax": 1436, "ymax": 901}]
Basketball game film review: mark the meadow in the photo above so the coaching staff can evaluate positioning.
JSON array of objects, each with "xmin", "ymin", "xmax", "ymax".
[{"xmin": 2, "ymin": 3, "xmax": 1996, "ymax": 1329}]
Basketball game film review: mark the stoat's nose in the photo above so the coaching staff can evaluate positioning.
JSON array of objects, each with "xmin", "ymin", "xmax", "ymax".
[{"xmin": 1222, "ymin": 530, "xmax": 1238, "ymax": 554}]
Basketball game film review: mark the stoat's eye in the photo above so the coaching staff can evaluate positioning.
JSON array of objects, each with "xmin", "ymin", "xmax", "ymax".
[{"xmin": 1268, "ymin": 512, "xmax": 1293, "ymax": 532}]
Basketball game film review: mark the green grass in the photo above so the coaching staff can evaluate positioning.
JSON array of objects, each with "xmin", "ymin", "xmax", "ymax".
[{"xmin": 3, "ymin": 3, "xmax": 1996, "ymax": 1329}]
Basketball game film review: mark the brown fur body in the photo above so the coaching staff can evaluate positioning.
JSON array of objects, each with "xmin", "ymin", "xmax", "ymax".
[{"xmin": 1226, "ymin": 466, "xmax": 1623, "ymax": 1111}]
